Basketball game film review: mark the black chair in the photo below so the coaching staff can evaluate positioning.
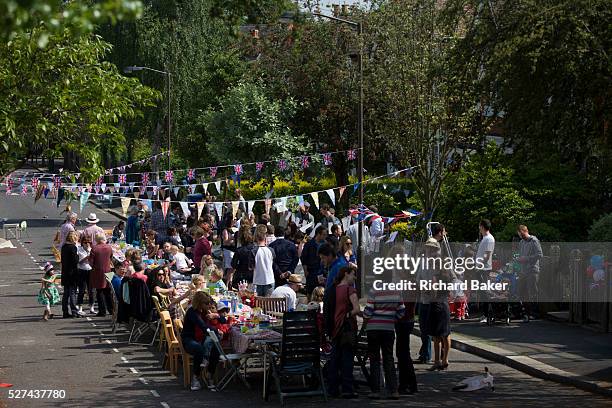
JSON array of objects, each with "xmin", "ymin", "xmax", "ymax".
[
  {"xmin": 354, "ymin": 322, "xmax": 370, "ymax": 385},
  {"xmin": 266, "ymin": 311, "xmax": 327, "ymax": 406}
]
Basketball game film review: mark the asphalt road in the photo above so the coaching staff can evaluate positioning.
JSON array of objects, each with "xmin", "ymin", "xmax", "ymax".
[{"xmin": 0, "ymin": 173, "xmax": 610, "ymax": 408}]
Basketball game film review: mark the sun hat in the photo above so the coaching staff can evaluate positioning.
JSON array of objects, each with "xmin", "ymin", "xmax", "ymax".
[
  {"xmin": 85, "ymin": 213, "xmax": 100, "ymax": 224},
  {"xmin": 43, "ymin": 262, "xmax": 54, "ymax": 274},
  {"xmin": 287, "ymin": 274, "xmax": 303, "ymax": 286},
  {"xmin": 216, "ymin": 301, "xmax": 230, "ymax": 312}
]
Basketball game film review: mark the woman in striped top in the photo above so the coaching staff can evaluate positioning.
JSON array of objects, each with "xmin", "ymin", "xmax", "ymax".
[{"xmin": 363, "ymin": 280, "xmax": 405, "ymax": 399}]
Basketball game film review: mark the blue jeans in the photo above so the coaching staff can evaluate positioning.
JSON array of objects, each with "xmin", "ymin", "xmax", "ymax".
[
  {"xmin": 418, "ymin": 303, "xmax": 431, "ymax": 361},
  {"xmin": 327, "ymin": 342, "xmax": 354, "ymax": 396},
  {"xmin": 255, "ymin": 283, "xmax": 274, "ymax": 297},
  {"xmin": 183, "ymin": 337, "xmax": 205, "ymax": 376},
  {"xmin": 202, "ymin": 337, "xmax": 214, "ymax": 361}
]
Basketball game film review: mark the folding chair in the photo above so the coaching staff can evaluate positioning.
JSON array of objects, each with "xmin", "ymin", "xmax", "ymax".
[
  {"xmin": 266, "ymin": 311, "xmax": 327, "ymax": 406},
  {"xmin": 206, "ymin": 329, "xmax": 252, "ymax": 391},
  {"xmin": 354, "ymin": 322, "xmax": 370, "ymax": 385}
]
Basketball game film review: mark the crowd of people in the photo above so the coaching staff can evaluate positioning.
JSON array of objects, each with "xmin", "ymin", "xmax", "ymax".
[{"xmin": 38, "ymin": 200, "xmax": 543, "ymax": 399}]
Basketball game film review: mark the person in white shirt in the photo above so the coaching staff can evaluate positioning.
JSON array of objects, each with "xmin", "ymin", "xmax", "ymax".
[
  {"xmin": 171, "ymin": 245, "xmax": 193, "ymax": 273},
  {"xmin": 368, "ymin": 205, "xmax": 384, "ymax": 239},
  {"xmin": 76, "ymin": 234, "xmax": 95, "ymax": 315},
  {"xmin": 270, "ymin": 274, "xmax": 303, "ymax": 311},
  {"xmin": 252, "ymin": 225, "xmax": 278, "ymax": 297},
  {"xmin": 475, "ymin": 219, "xmax": 495, "ymax": 322}
]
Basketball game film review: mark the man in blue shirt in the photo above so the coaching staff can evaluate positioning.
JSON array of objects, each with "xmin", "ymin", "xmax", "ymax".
[
  {"xmin": 269, "ymin": 228, "xmax": 299, "ymax": 287},
  {"xmin": 319, "ymin": 242, "xmax": 348, "ymax": 290},
  {"xmin": 300, "ymin": 225, "xmax": 327, "ymax": 296}
]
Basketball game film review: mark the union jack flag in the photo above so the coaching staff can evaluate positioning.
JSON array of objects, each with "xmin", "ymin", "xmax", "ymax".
[
  {"xmin": 118, "ymin": 173, "xmax": 127, "ymax": 184},
  {"xmin": 347, "ymin": 149, "xmax": 357, "ymax": 160},
  {"xmin": 53, "ymin": 176, "xmax": 62, "ymax": 189},
  {"xmin": 209, "ymin": 167, "xmax": 217, "ymax": 178},
  {"xmin": 141, "ymin": 172, "xmax": 150, "ymax": 186},
  {"xmin": 323, "ymin": 153, "xmax": 333, "ymax": 166},
  {"xmin": 21, "ymin": 184, "xmax": 28, "ymax": 196},
  {"xmin": 234, "ymin": 164, "xmax": 243, "ymax": 176},
  {"xmin": 188, "ymin": 184, "xmax": 196, "ymax": 194},
  {"xmin": 301, "ymin": 156, "xmax": 310, "ymax": 169},
  {"xmin": 31, "ymin": 177, "xmax": 39, "ymax": 189},
  {"xmin": 187, "ymin": 169, "xmax": 196, "ymax": 181},
  {"xmin": 278, "ymin": 160, "xmax": 288, "ymax": 171},
  {"xmin": 164, "ymin": 170, "xmax": 174, "ymax": 183},
  {"xmin": 96, "ymin": 176, "xmax": 103, "ymax": 185},
  {"xmin": 256, "ymin": 162, "xmax": 264, "ymax": 172},
  {"xmin": 94, "ymin": 185, "xmax": 101, "ymax": 194}
]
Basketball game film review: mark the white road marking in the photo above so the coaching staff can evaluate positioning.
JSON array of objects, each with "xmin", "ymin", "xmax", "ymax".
[
  {"xmin": 91, "ymin": 323, "xmax": 97, "ymax": 327},
  {"xmin": 105, "ymin": 340, "xmax": 112, "ymax": 345},
  {"xmin": 160, "ymin": 402, "xmax": 170, "ymax": 408},
  {"xmin": 86, "ymin": 317, "xmax": 92, "ymax": 321},
  {"xmin": 98, "ymin": 331, "xmax": 104, "ymax": 336},
  {"xmin": 0, "ymin": 284, "xmax": 10, "ymax": 287},
  {"xmin": 130, "ymin": 367, "xmax": 139, "ymax": 374},
  {"xmin": 150, "ymin": 390, "xmax": 159, "ymax": 397},
  {"xmin": 121, "ymin": 357, "xmax": 128, "ymax": 363},
  {"xmin": 112, "ymin": 348, "xmax": 120, "ymax": 353}
]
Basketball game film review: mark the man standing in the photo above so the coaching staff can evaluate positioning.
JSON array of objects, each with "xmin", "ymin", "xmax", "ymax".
[
  {"xmin": 269, "ymin": 228, "xmax": 299, "ymax": 288},
  {"xmin": 320, "ymin": 243, "xmax": 348, "ymax": 290},
  {"xmin": 150, "ymin": 202, "xmax": 169, "ymax": 243},
  {"xmin": 517, "ymin": 224, "xmax": 543, "ymax": 322},
  {"xmin": 475, "ymin": 219, "xmax": 495, "ymax": 322},
  {"xmin": 253, "ymin": 225, "xmax": 279, "ymax": 296},
  {"xmin": 293, "ymin": 202, "xmax": 315, "ymax": 231},
  {"xmin": 319, "ymin": 204, "xmax": 336, "ymax": 231},
  {"xmin": 83, "ymin": 213, "xmax": 105, "ymax": 247},
  {"xmin": 270, "ymin": 274, "xmax": 303, "ymax": 311},
  {"xmin": 301, "ymin": 226, "xmax": 327, "ymax": 296},
  {"xmin": 59, "ymin": 212, "xmax": 78, "ymax": 246},
  {"xmin": 368, "ymin": 206, "xmax": 384, "ymax": 239}
]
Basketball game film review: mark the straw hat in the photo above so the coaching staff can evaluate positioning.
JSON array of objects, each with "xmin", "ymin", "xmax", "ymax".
[
  {"xmin": 287, "ymin": 274, "xmax": 304, "ymax": 286},
  {"xmin": 85, "ymin": 213, "xmax": 100, "ymax": 224}
]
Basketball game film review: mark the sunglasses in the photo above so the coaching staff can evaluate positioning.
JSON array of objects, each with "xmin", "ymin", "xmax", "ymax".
[{"xmin": 346, "ymin": 241, "xmax": 352, "ymax": 245}]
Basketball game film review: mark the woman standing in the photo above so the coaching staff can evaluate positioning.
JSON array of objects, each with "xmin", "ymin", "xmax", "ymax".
[
  {"xmin": 339, "ymin": 236, "xmax": 357, "ymax": 267},
  {"xmin": 60, "ymin": 231, "xmax": 80, "ymax": 318},
  {"xmin": 125, "ymin": 208, "xmax": 141, "ymax": 245},
  {"xmin": 323, "ymin": 265, "xmax": 361, "ymax": 398},
  {"xmin": 76, "ymin": 235, "xmax": 95, "ymax": 315},
  {"xmin": 89, "ymin": 234, "xmax": 113, "ymax": 317}
]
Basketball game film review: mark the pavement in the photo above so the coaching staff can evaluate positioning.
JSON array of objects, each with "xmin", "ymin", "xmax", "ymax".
[{"xmin": 1, "ymin": 167, "xmax": 611, "ymax": 407}]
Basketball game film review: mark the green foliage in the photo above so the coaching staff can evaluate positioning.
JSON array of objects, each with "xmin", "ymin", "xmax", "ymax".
[
  {"xmin": 363, "ymin": 192, "xmax": 399, "ymax": 215},
  {"xmin": 438, "ymin": 143, "xmax": 533, "ymax": 242},
  {"xmin": 588, "ymin": 214, "xmax": 612, "ymax": 242},
  {"xmin": 497, "ymin": 221, "xmax": 561, "ymax": 243},
  {"xmin": 209, "ymin": 0, "xmax": 295, "ymax": 26},
  {"xmin": 1, "ymin": 0, "xmax": 143, "ymax": 42},
  {"xmin": 203, "ymin": 80, "xmax": 309, "ymax": 166},
  {"xmin": 0, "ymin": 28, "xmax": 159, "ymax": 180},
  {"xmin": 390, "ymin": 222, "xmax": 417, "ymax": 241}
]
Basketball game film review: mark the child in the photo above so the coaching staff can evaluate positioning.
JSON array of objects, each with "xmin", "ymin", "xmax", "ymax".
[
  {"xmin": 172, "ymin": 245, "xmax": 193, "ymax": 274},
  {"xmin": 200, "ymin": 298, "xmax": 223, "ymax": 371},
  {"xmin": 311, "ymin": 286, "xmax": 325, "ymax": 313},
  {"xmin": 145, "ymin": 230, "xmax": 158, "ymax": 259},
  {"xmin": 37, "ymin": 263, "xmax": 60, "ymax": 321},
  {"xmin": 112, "ymin": 221, "xmax": 125, "ymax": 241},
  {"xmin": 206, "ymin": 266, "xmax": 228, "ymax": 294},
  {"xmin": 200, "ymin": 255, "xmax": 215, "ymax": 279},
  {"xmin": 207, "ymin": 301, "xmax": 234, "ymax": 335}
]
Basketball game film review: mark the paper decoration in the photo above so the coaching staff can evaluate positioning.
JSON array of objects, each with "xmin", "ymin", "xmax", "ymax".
[
  {"xmin": 276, "ymin": 197, "xmax": 287, "ymax": 213},
  {"xmin": 187, "ymin": 169, "xmax": 196, "ymax": 181},
  {"xmin": 231, "ymin": 201, "xmax": 240, "ymax": 218},
  {"xmin": 347, "ymin": 149, "xmax": 356, "ymax": 160},
  {"xmin": 196, "ymin": 201, "xmax": 205, "ymax": 219},
  {"xmin": 323, "ymin": 153, "xmax": 332, "ymax": 166},
  {"xmin": 214, "ymin": 181, "xmax": 221, "ymax": 194},
  {"xmin": 264, "ymin": 198, "xmax": 272, "ymax": 214},
  {"xmin": 179, "ymin": 202, "xmax": 191, "ymax": 217},
  {"xmin": 141, "ymin": 172, "xmax": 149, "ymax": 186},
  {"xmin": 79, "ymin": 192, "xmax": 90, "ymax": 212},
  {"xmin": 338, "ymin": 186, "xmax": 346, "ymax": 198},
  {"xmin": 202, "ymin": 183, "xmax": 209, "ymax": 194},
  {"xmin": 256, "ymin": 162, "xmax": 264, "ymax": 172},
  {"xmin": 20, "ymin": 184, "xmax": 28, "ymax": 196},
  {"xmin": 121, "ymin": 197, "xmax": 132, "ymax": 215},
  {"xmin": 173, "ymin": 187, "xmax": 180, "ymax": 197},
  {"xmin": 214, "ymin": 202, "xmax": 223, "ymax": 217},
  {"xmin": 246, "ymin": 200, "xmax": 255, "ymax": 214},
  {"xmin": 128, "ymin": 182, "xmax": 135, "ymax": 191},
  {"xmin": 310, "ymin": 192, "xmax": 319, "ymax": 209},
  {"xmin": 234, "ymin": 164, "xmax": 243, "ymax": 176},
  {"xmin": 326, "ymin": 189, "xmax": 335, "ymax": 205},
  {"xmin": 161, "ymin": 198, "xmax": 170, "ymax": 219},
  {"xmin": 386, "ymin": 231, "xmax": 399, "ymax": 244},
  {"xmin": 301, "ymin": 156, "xmax": 310, "ymax": 169},
  {"xmin": 278, "ymin": 160, "xmax": 288, "ymax": 171},
  {"xmin": 210, "ymin": 167, "xmax": 218, "ymax": 178},
  {"xmin": 31, "ymin": 177, "xmax": 39, "ymax": 189},
  {"xmin": 164, "ymin": 170, "xmax": 174, "ymax": 183},
  {"xmin": 188, "ymin": 184, "xmax": 196, "ymax": 194}
]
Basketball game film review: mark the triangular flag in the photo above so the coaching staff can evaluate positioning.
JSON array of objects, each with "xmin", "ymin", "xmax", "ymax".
[
  {"xmin": 264, "ymin": 198, "xmax": 272, "ymax": 215},
  {"xmin": 326, "ymin": 189, "xmax": 335, "ymax": 206},
  {"xmin": 311, "ymin": 192, "xmax": 319, "ymax": 209},
  {"xmin": 202, "ymin": 183, "xmax": 209, "ymax": 193},
  {"xmin": 214, "ymin": 181, "xmax": 221, "ymax": 194},
  {"xmin": 231, "ymin": 201, "xmax": 240, "ymax": 218},
  {"xmin": 121, "ymin": 197, "xmax": 132, "ymax": 215},
  {"xmin": 128, "ymin": 182, "xmax": 135, "ymax": 191},
  {"xmin": 276, "ymin": 197, "xmax": 287, "ymax": 213},
  {"xmin": 246, "ymin": 200, "xmax": 255, "ymax": 214},
  {"xmin": 196, "ymin": 202, "xmax": 205, "ymax": 219},
  {"xmin": 173, "ymin": 187, "xmax": 180, "ymax": 197},
  {"xmin": 159, "ymin": 188, "xmax": 166, "ymax": 200},
  {"xmin": 353, "ymin": 183, "xmax": 360, "ymax": 194},
  {"xmin": 146, "ymin": 191, "xmax": 153, "ymax": 199},
  {"xmin": 214, "ymin": 202, "xmax": 223, "ymax": 217},
  {"xmin": 338, "ymin": 186, "xmax": 346, "ymax": 198},
  {"xmin": 179, "ymin": 202, "xmax": 191, "ymax": 217},
  {"xmin": 79, "ymin": 191, "xmax": 90, "ymax": 212},
  {"xmin": 161, "ymin": 198, "xmax": 170, "ymax": 219}
]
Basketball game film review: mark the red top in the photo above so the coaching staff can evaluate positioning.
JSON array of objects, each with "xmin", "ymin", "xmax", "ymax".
[
  {"xmin": 89, "ymin": 243, "xmax": 112, "ymax": 289},
  {"xmin": 333, "ymin": 284, "xmax": 357, "ymax": 338},
  {"xmin": 193, "ymin": 236, "xmax": 211, "ymax": 269}
]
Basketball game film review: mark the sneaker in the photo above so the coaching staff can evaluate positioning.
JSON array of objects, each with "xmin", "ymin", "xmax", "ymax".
[
  {"xmin": 190, "ymin": 376, "xmax": 202, "ymax": 391},
  {"xmin": 77, "ymin": 310, "xmax": 87, "ymax": 317},
  {"xmin": 89, "ymin": 307, "xmax": 97, "ymax": 315},
  {"xmin": 200, "ymin": 359, "xmax": 209, "ymax": 369},
  {"xmin": 479, "ymin": 316, "xmax": 488, "ymax": 323}
]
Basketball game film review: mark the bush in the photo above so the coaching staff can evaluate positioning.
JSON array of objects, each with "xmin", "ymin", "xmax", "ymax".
[
  {"xmin": 363, "ymin": 192, "xmax": 400, "ymax": 215},
  {"xmin": 390, "ymin": 221, "xmax": 417, "ymax": 241},
  {"xmin": 588, "ymin": 214, "xmax": 612, "ymax": 242},
  {"xmin": 497, "ymin": 221, "xmax": 562, "ymax": 242}
]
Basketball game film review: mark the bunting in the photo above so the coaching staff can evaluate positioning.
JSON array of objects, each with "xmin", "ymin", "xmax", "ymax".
[
  {"xmin": 121, "ymin": 197, "xmax": 132, "ymax": 215},
  {"xmin": 31, "ymin": 177, "xmax": 39, "ymax": 190},
  {"xmin": 256, "ymin": 162, "xmax": 264, "ymax": 173},
  {"xmin": 210, "ymin": 167, "xmax": 218, "ymax": 178},
  {"xmin": 311, "ymin": 192, "xmax": 319, "ymax": 209},
  {"xmin": 326, "ymin": 189, "xmax": 335, "ymax": 205},
  {"xmin": 141, "ymin": 172, "xmax": 150, "ymax": 186},
  {"xmin": 278, "ymin": 160, "xmax": 288, "ymax": 171},
  {"xmin": 301, "ymin": 156, "xmax": 310, "ymax": 169},
  {"xmin": 180, "ymin": 202, "xmax": 191, "ymax": 217},
  {"xmin": 20, "ymin": 184, "xmax": 28, "ymax": 196},
  {"xmin": 187, "ymin": 169, "xmax": 196, "ymax": 181},
  {"xmin": 6, "ymin": 178, "xmax": 13, "ymax": 194},
  {"xmin": 323, "ymin": 153, "xmax": 333, "ymax": 166},
  {"xmin": 347, "ymin": 149, "xmax": 357, "ymax": 160},
  {"xmin": 79, "ymin": 192, "xmax": 90, "ymax": 212},
  {"xmin": 196, "ymin": 201, "xmax": 205, "ymax": 219},
  {"xmin": 234, "ymin": 164, "xmax": 243, "ymax": 176},
  {"xmin": 161, "ymin": 198, "xmax": 170, "ymax": 219},
  {"xmin": 164, "ymin": 170, "xmax": 174, "ymax": 183}
]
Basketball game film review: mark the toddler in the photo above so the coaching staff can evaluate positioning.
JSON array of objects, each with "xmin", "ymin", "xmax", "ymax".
[{"xmin": 37, "ymin": 263, "xmax": 60, "ymax": 321}]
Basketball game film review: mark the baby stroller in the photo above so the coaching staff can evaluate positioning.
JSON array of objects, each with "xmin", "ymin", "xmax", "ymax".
[{"xmin": 485, "ymin": 264, "xmax": 522, "ymax": 326}]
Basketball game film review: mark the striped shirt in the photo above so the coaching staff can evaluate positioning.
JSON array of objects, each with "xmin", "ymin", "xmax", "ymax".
[{"xmin": 363, "ymin": 289, "xmax": 405, "ymax": 332}]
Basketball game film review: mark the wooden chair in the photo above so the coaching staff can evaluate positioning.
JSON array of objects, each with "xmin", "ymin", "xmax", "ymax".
[
  {"xmin": 176, "ymin": 298, "xmax": 190, "ymax": 320},
  {"xmin": 266, "ymin": 311, "xmax": 327, "ymax": 406},
  {"xmin": 256, "ymin": 297, "xmax": 287, "ymax": 318},
  {"xmin": 160, "ymin": 311, "xmax": 181, "ymax": 376},
  {"xmin": 151, "ymin": 296, "xmax": 167, "ymax": 352},
  {"xmin": 173, "ymin": 319, "xmax": 194, "ymax": 389}
]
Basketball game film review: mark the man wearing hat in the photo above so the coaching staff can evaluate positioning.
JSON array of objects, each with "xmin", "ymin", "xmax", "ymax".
[
  {"xmin": 83, "ymin": 213, "xmax": 105, "ymax": 247},
  {"xmin": 270, "ymin": 274, "xmax": 303, "ymax": 311},
  {"xmin": 292, "ymin": 201, "xmax": 314, "ymax": 232}
]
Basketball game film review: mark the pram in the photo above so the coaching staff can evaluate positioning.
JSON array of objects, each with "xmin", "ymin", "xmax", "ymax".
[{"xmin": 485, "ymin": 263, "xmax": 522, "ymax": 326}]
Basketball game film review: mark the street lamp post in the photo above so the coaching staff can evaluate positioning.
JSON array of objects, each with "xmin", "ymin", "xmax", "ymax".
[
  {"xmin": 124, "ymin": 66, "xmax": 172, "ymax": 172},
  {"xmin": 312, "ymin": 12, "xmax": 365, "ymax": 294}
]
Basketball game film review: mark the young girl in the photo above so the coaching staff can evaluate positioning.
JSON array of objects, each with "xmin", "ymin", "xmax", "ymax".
[
  {"xmin": 37, "ymin": 263, "xmax": 60, "ymax": 321},
  {"xmin": 206, "ymin": 266, "xmax": 228, "ymax": 294},
  {"xmin": 200, "ymin": 255, "xmax": 215, "ymax": 280}
]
